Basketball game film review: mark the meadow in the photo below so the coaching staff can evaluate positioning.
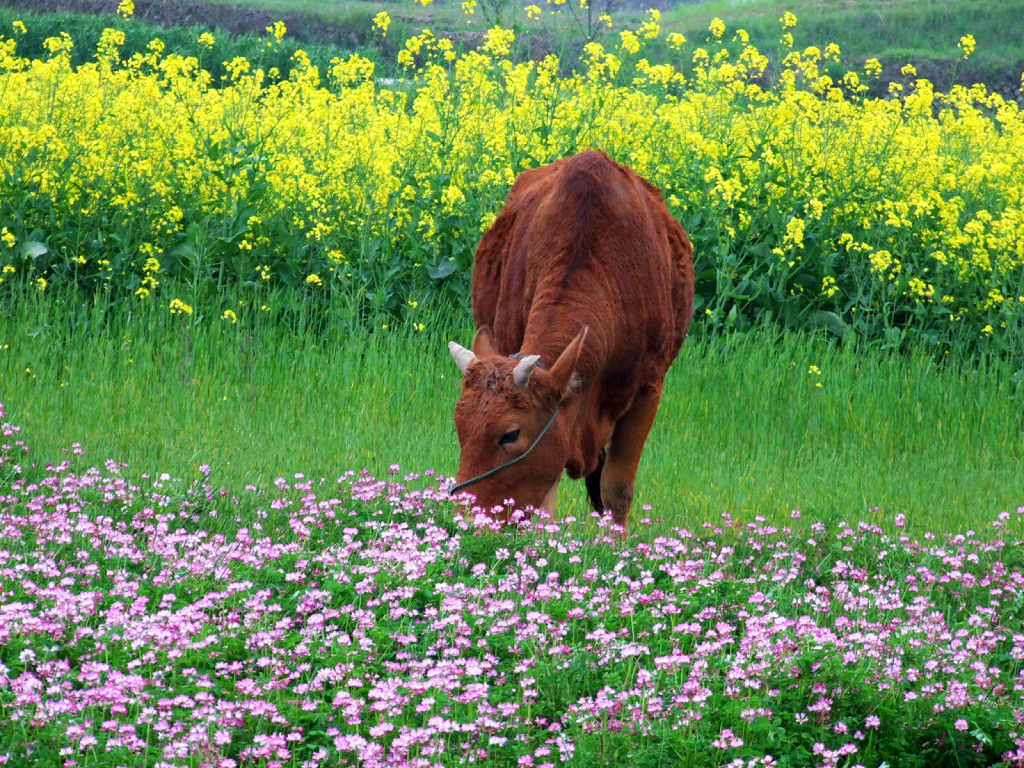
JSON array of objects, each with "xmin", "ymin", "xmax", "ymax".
[
  {"xmin": 1, "ymin": 1, "xmax": 1024, "ymax": 765},
  {"xmin": 2, "ymin": 295, "xmax": 1023, "ymax": 528}
]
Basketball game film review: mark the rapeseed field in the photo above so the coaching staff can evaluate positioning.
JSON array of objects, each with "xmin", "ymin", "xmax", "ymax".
[{"xmin": 0, "ymin": 10, "xmax": 1021, "ymax": 356}]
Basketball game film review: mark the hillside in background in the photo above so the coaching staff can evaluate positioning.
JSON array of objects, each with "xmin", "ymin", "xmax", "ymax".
[{"xmin": 0, "ymin": 0, "xmax": 1022, "ymax": 96}]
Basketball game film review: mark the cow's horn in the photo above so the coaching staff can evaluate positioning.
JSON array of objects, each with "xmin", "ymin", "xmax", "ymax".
[
  {"xmin": 512, "ymin": 354, "xmax": 541, "ymax": 388},
  {"xmin": 448, "ymin": 341, "xmax": 478, "ymax": 374}
]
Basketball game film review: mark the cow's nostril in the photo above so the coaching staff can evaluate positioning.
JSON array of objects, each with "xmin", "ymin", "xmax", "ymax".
[{"xmin": 499, "ymin": 429, "xmax": 520, "ymax": 445}]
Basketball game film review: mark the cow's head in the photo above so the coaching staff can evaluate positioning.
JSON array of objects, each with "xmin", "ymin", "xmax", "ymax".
[{"xmin": 448, "ymin": 326, "xmax": 587, "ymax": 518}]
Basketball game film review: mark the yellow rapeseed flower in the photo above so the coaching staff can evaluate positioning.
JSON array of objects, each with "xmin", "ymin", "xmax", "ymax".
[
  {"xmin": 779, "ymin": 11, "xmax": 797, "ymax": 29},
  {"xmin": 638, "ymin": 10, "xmax": 661, "ymax": 39},
  {"xmin": 198, "ymin": 32, "xmax": 216, "ymax": 49},
  {"xmin": 306, "ymin": 273, "xmax": 323, "ymax": 287},
  {"xmin": 116, "ymin": 0, "xmax": 134, "ymax": 19},
  {"xmin": 35, "ymin": 277, "xmax": 46, "ymax": 291},
  {"xmin": 1, "ymin": 228, "xmax": 14, "ymax": 248},
  {"xmin": 169, "ymin": 298, "xmax": 193, "ymax": 316},
  {"xmin": 619, "ymin": 30, "xmax": 640, "ymax": 55},
  {"xmin": 666, "ymin": 32, "xmax": 686, "ymax": 50},
  {"xmin": 958, "ymin": 34, "xmax": 976, "ymax": 60},
  {"xmin": 43, "ymin": 32, "xmax": 73, "ymax": 55},
  {"xmin": 266, "ymin": 21, "xmax": 287, "ymax": 42},
  {"xmin": 441, "ymin": 185, "xmax": 465, "ymax": 211},
  {"xmin": 783, "ymin": 217, "xmax": 806, "ymax": 249},
  {"xmin": 97, "ymin": 28, "xmax": 126, "ymax": 62},
  {"xmin": 908, "ymin": 277, "xmax": 934, "ymax": 301},
  {"xmin": 222, "ymin": 309, "xmax": 238, "ymax": 324},
  {"xmin": 373, "ymin": 11, "xmax": 391, "ymax": 35},
  {"xmin": 483, "ymin": 26, "xmax": 515, "ymax": 57}
]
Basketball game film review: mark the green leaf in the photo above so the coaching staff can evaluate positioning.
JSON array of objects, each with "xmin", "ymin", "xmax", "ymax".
[
  {"xmin": 427, "ymin": 261, "xmax": 457, "ymax": 280},
  {"xmin": 809, "ymin": 310, "xmax": 854, "ymax": 343},
  {"xmin": 21, "ymin": 241, "xmax": 47, "ymax": 259}
]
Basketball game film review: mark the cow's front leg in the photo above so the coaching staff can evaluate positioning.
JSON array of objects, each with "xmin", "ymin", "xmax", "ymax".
[
  {"xmin": 601, "ymin": 385, "xmax": 663, "ymax": 534},
  {"xmin": 584, "ymin": 449, "xmax": 606, "ymax": 511}
]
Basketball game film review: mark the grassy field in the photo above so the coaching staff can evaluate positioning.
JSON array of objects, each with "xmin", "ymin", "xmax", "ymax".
[{"xmin": 3, "ymin": 295, "xmax": 1021, "ymax": 532}]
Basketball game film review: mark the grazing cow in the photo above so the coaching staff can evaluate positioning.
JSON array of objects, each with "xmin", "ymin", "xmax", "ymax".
[{"xmin": 447, "ymin": 150, "xmax": 694, "ymax": 531}]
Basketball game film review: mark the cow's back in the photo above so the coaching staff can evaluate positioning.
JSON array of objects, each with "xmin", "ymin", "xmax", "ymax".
[{"xmin": 472, "ymin": 150, "xmax": 693, "ymax": 384}]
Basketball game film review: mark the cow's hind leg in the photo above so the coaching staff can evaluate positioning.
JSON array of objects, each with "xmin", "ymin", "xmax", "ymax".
[
  {"xmin": 585, "ymin": 449, "xmax": 605, "ymax": 511},
  {"xmin": 601, "ymin": 385, "xmax": 663, "ymax": 532}
]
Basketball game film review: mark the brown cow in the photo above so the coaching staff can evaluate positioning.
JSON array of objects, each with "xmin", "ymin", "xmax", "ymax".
[{"xmin": 447, "ymin": 150, "xmax": 694, "ymax": 531}]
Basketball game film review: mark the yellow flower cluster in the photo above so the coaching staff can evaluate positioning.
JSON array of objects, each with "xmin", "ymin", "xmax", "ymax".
[
  {"xmin": 169, "ymin": 298, "xmax": 193, "ymax": 316},
  {"xmin": 0, "ymin": 16, "xmax": 1020, "ymax": 353},
  {"xmin": 372, "ymin": 12, "xmax": 391, "ymax": 37},
  {"xmin": 958, "ymin": 34, "xmax": 976, "ymax": 60},
  {"xmin": 135, "ymin": 250, "xmax": 161, "ymax": 299}
]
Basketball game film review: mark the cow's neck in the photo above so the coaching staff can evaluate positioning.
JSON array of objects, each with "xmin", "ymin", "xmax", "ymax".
[{"xmin": 518, "ymin": 326, "xmax": 596, "ymax": 379}]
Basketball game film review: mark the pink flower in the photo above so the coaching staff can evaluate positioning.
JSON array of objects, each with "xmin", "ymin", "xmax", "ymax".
[{"xmin": 712, "ymin": 728, "xmax": 744, "ymax": 749}]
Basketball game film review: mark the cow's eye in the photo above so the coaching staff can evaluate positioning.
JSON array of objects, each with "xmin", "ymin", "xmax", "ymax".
[{"xmin": 499, "ymin": 429, "xmax": 520, "ymax": 446}]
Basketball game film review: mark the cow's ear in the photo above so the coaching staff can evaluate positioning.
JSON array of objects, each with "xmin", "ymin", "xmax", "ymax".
[
  {"xmin": 471, "ymin": 326, "xmax": 498, "ymax": 358},
  {"xmin": 549, "ymin": 326, "xmax": 588, "ymax": 400}
]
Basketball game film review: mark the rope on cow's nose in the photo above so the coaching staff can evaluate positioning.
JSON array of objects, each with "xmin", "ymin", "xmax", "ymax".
[{"xmin": 448, "ymin": 406, "xmax": 560, "ymax": 496}]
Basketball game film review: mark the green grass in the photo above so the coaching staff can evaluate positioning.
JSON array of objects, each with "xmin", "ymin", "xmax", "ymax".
[
  {"xmin": 193, "ymin": 0, "xmax": 470, "ymax": 28},
  {"xmin": 3, "ymin": 293, "xmax": 1020, "ymax": 533},
  {"xmin": 662, "ymin": 0, "xmax": 1024, "ymax": 89}
]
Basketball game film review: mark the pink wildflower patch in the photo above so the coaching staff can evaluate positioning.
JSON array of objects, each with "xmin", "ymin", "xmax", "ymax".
[{"xmin": 0, "ymin": 403, "xmax": 1021, "ymax": 766}]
